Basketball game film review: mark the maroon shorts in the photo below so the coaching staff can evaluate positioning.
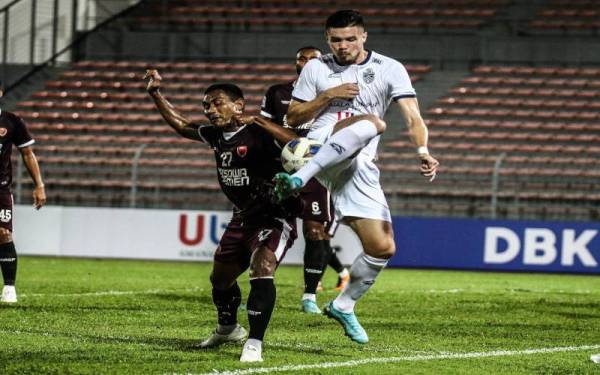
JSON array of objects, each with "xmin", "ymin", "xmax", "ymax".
[
  {"xmin": 214, "ymin": 216, "xmax": 297, "ymax": 269},
  {"xmin": 299, "ymin": 178, "xmax": 333, "ymax": 224},
  {"xmin": 0, "ymin": 191, "xmax": 13, "ymax": 232}
]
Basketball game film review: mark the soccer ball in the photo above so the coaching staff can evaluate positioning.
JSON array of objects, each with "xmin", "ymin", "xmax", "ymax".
[{"xmin": 281, "ymin": 138, "xmax": 322, "ymax": 173}]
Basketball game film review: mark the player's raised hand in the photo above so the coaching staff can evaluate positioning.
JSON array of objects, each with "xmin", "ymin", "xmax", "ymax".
[
  {"xmin": 325, "ymin": 83, "xmax": 360, "ymax": 100},
  {"xmin": 33, "ymin": 185, "xmax": 46, "ymax": 210},
  {"xmin": 144, "ymin": 69, "xmax": 162, "ymax": 93},
  {"xmin": 419, "ymin": 154, "xmax": 439, "ymax": 182}
]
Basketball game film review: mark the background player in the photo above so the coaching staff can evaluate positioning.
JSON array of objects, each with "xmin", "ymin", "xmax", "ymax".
[
  {"xmin": 260, "ymin": 46, "xmax": 349, "ymax": 314},
  {"xmin": 145, "ymin": 70, "xmax": 299, "ymax": 362},
  {"xmin": 0, "ymin": 81, "xmax": 46, "ymax": 303},
  {"xmin": 275, "ymin": 10, "xmax": 439, "ymax": 343}
]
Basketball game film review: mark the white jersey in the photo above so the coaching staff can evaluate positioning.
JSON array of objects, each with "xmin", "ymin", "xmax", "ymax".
[{"xmin": 292, "ymin": 50, "xmax": 416, "ymax": 158}]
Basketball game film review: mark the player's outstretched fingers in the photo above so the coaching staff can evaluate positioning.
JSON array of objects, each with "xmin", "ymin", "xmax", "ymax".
[
  {"xmin": 33, "ymin": 190, "xmax": 46, "ymax": 210},
  {"xmin": 420, "ymin": 156, "xmax": 439, "ymax": 181}
]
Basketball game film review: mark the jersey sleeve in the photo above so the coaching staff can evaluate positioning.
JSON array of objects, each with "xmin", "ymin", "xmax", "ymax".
[
  {"xmin": 197, "ymin": 125, "xmax": 217, "ymax": 146},
  {"xmin": 291, "ymin": 59, "xmax": 319, "ymax": 103},
  {"xmin": 257, "ymin": 125, "xmax": 283, "ymax": 157},
  {"xmin": 260, "ymin": 86, "xmax": 277, "ymax": 119},
  {"xmin": 388, "ymin": 61, "xmax": 417, "ymax": 101},
  {"xmin": 11, "ymin": 113, "xmax": 35, "ymax": 148}
]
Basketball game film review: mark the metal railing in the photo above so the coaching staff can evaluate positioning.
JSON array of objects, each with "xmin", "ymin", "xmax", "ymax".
[{"xmin": 1, "ymin": 0, "xmax": 147, "ymax": 95}]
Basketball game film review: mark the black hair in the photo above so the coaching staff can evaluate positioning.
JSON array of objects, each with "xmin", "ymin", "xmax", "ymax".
[
  {"xmin": 296, "ymin": 46, "xmax": 322, "ymax": 55},
  {"xmin": 325, "ymin": 10, "xmax": 365, "ymax": 29},
  {"xmin": 204, "ymin": 83, "xmax": 244, "ymax": 100}
]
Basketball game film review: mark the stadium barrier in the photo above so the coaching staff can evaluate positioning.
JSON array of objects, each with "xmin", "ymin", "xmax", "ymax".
[{"xmin": 15, "ymin": 205, "xmax": 599, "ymax": 274}]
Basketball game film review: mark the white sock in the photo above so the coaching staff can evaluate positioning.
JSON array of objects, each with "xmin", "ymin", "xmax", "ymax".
[
  {"xmin": 302, "ymin": 293, "xmax": 316, "ymax": 302},
  {"xmin": 245, "ymin": 338, "xmax": 262, "ymax": 351},
  {"xmin": 293, "ymin": 120, "xmax": 379, "ymax": 185},
  {"xmin": 333, "ymin": 253, "xmax": 388, "ymax": 313},
  {"xmin": 339, "ymin": 268, "xmax": 349, "ymax": 278}
]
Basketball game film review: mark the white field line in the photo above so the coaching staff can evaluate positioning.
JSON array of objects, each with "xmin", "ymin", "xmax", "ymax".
[
  {"xmin": 196, "ymin": 344, "xmax": 600, "ymax": 375},
  {"xmin": 18, "ymin": 287, "xmax": 594, "ymax": 299},
  {"xmin": 20, "ymin": 287, "xmax": 203, "ymax": 298}
]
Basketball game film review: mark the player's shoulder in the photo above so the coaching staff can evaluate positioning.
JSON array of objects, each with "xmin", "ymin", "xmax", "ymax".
[
  {"xmin": 0, "ymin": 110, "xmax": 26, "ymax": 127},
  {"xmin": 370, "ymin": 51, "xmax": 405, "ymax": 70},
  {"xmin": 304, "ymin": 55, "xmax": 330, "ymax": 71},
  {"xmin": 266, "ymin": 81, "xmax": 293, "ymax": 95},
  {"xmin": 197, "ymin": 124, "xmax": 220, "ymax": 142},
  {"xmin": 1, "ymin": 110, "xmax": 20, "ymax": 121}
]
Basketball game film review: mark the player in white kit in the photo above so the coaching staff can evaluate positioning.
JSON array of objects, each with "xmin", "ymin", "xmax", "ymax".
[{"xmin": 275, "ymin": 10, "xmax": 439, "ymax": 344}]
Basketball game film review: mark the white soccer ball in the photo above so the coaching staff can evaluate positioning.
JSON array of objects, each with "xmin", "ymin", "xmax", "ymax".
[{"xmin": 281, "ymin": 137, "xmax": 322, "ymax": 173}]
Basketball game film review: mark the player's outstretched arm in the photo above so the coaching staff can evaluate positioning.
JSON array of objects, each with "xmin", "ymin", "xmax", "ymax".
[
  {"xmin": 19, "ymin": 146, "xmax": 46, "ymax": 209},
  {"xmin": 144, "ymin": 69, "xmax": 201, "ymax": 141},
  {"xmin": 253, "ymin": 116, "xmax": 297, "ymax": 145},
  {"xmin": 286, "ymin": 83, "xmax": 360, "ymax": 127},
  {"xmin": 396, "ymin": 97, "xmax": 439, "ymax": 181}
]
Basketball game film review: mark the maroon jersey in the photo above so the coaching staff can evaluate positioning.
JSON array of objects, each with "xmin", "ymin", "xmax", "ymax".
[
  {"xmin": 0, "ymin": 110, "xmax": 34, "ymax": 191},
  {"xmin": 198, "ymin": 123, "xmax": 302, "ymax": 220},
  {"xmin": 260, "ymin": 81, "xmax": 311, "ymax": 137}
]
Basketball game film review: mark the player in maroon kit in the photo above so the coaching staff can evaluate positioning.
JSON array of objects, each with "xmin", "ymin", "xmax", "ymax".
[
  {"xmin": 145, "ymin": 70, "xmax": 300, "ymax": 362},
  {"xmin": 0, "ymin": 82, "xmax": 46, "ymax": 303},
  {"xmin": 261, "ymin": 46, "xmax": 349, "ymax": 314}
]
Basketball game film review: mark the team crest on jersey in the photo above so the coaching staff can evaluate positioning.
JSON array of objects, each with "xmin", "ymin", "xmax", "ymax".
[
  {"xmin": 0, "ymin": 128, "xmax": 6, "ymax": 137},
  {"xmin": 363, "ymin": 68, "xmax": 375, "ymax": 84},
  {"xmin": 236, "ymin": 145, "xmax": 248, "ymax": 157}
]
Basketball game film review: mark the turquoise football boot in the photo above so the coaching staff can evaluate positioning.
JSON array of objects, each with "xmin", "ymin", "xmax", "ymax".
[
  {"xmin": 323, "ymin": 301, "xmax": 368, "ymax": 344},
  {"xmin": 273, "ymin": 172, "xmax": 303, "ymax": 201}
]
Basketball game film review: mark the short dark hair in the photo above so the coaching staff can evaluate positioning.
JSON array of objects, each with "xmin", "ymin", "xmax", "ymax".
[
  {"xmin": 296, "ymin": 46, "xmax": 322, "ymax": 55},
  {"xmin": 204, "ymin": 83, "xmax": 244, "ymax": 101},
  {"xmin": 325, "ymin": 10, "xmax": 365, "ymax": 29}
]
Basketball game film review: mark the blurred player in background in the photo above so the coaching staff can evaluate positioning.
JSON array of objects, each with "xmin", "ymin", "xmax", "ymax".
[
  {"xmin": 275, "ymin": 10, "xmax": 439, "ymax": 344},
  {"xmin": 0, "ymin": 81, "xmax": 46, "ymax": 303},
  {"xmin": 260, "ymin": 46, "xmax": 349, "ymax": 314},
  {"xmin": 145, "ymin": 70, "xmax": 300, "ymax": 362}
]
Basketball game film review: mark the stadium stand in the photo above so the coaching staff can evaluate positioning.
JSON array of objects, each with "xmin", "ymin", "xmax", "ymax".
[
  {"xmin": 378, "ymin": 64, "xmax": 600, "ymax": 220},
  {"xmin": 13, "ymin": 60, "xmax": 431, "ymax": 210},
  {"xmin": 128, "ymin": 0, "xmax": 509, "ymax": 32},
  {"xmin": 529, "ymin": 0, "xmax": 600, "ymax": 34},
  {"xmin": 6, "ymin": 0, "xmax": 599, "ymax": 221}
]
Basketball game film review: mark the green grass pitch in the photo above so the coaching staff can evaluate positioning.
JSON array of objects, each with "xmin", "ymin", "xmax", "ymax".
[{"xmin": 1, "ymin": 257, "xmax": 599, "ymax": 374}]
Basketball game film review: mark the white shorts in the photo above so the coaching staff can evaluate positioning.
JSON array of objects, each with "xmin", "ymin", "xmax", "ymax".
[
  {"xmin": 308, "ymin": 125, "xmax": 391, "ymax": 223},
  {"xmin": 316, "ymin": 153, "xmax": 392, "ymax": 223}
]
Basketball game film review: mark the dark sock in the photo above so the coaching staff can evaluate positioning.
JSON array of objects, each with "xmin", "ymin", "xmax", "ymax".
[
  {"xmin": 247, "ymin": 278, "xmax": 276, "ymax": 341},
  {"xmin": 212, "ymin": 282, "xmax": 241, "ymax": 327},
  {"xmin": 0, "ymin": 242, "xmax": 17, "ymax": 285},
  {"xmin": 303, "ymin": 240, "xmax": 330, "ymax": 294},
  {"xmin": 329, "ymin": 246, "xmax": 344, "ymax": 274}
]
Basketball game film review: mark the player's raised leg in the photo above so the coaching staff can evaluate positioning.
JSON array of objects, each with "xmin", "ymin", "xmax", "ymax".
[
  {"xmin": 275, "ymin": 114, "xmax": 385, "ymax": 198},
  {"xmin": 323, "ymin": 217, "xmax": 395, "ymax": 344},
  {"xmin": 199, "ymin": 261, "xmax": 247, "ymax": 348}
]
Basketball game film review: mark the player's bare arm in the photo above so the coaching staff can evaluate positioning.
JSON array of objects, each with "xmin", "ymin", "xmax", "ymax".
[
  {"xmin": 144, "ymin": 69, "xmax": 202, "ymax": 141},
  {"xmin": 19, "ymin": 146, "xmax": 46, "ymax": 209},
  {"xmin": 395, "ymin": 97, "xmax": 439, "ymax": 180},
  {"xmin": 253, "ymin": 116, "xmax": 297, "ymax": 145},
  {"xmin": 286, "ymin": 83, "xmax": 359, "ymax": 127}
]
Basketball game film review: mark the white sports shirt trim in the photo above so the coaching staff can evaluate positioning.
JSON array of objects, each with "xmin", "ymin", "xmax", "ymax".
[
  {"xmin": 17, "ymin": 139, "xmax": 35, "ymax": 148},
  {"xmin": 260, "ymin": 110, "xmax": 274, "ymax": 119},
  {"xmin": 273, "ymin": 219, "xmax": 292, "ymax": 262}
]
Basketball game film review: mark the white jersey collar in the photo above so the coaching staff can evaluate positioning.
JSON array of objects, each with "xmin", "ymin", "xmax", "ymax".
[{"xmin": 223, "ymin": 125, "xmax": 246, "ymax": 140}]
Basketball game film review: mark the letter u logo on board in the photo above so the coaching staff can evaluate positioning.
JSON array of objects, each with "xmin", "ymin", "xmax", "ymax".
[{"xmin": 179, "ymin": 214, "xmax": 205, "ymax": 246}]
